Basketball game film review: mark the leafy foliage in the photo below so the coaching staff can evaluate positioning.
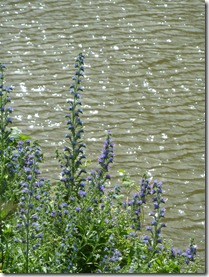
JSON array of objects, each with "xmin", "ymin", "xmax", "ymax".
[{"xmin": 0, "ymin": 58, "xmax": 201, "ymax": 273}]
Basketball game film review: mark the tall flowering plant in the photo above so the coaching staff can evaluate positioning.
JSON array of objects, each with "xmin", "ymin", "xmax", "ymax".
[
  {"xmin": 12, "ymin": 140, "xmax": 51, "ymax": 273},
  {"xmin": 0, "ymin": 64, "xmax": 13, "ymax": 148},
  {"xmin": 0, "ymin": 55, "xmax": 201, "ymax": 273},
  {"xmin": 0, "ymin": 64, "xmax": 14, "ymax": 199},
  {"xmin": 52, "ymin": 54, "xmax": 118, "ymax": 273},
  {"xmin": 56, "ymin": 53, "xmax": 87, "ymax": 200}
]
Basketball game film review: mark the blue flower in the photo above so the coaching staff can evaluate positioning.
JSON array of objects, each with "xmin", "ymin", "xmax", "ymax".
[
  {"xmin": 153, "ymin": 203, "xmax": 159, "ymax": 209},
  {"xmin": 97, "ymin": 184, "xmax": 105, "ymax": 192},
  {"xmin": 128, "ymin": 200, "xmax": 134, "ymax": 206},
  {"xmin": 27, "ymin": 175, "xmax": 32, "ymax": 181},
  {"xmin": 160, "ymin": 198, "xmax": 167, "ymax": 203},
  {"xmin": 157, "ymin": 238, "xmax": 162, "ymax": 243},
  {"xmin": 24, "ymin": 167, "xmax": 31, "ymax": 173},
  {"xmin": 6, "ymin": 107, "xmax": 13, "ymax": 113},
  {"xmin": 146, "ymin": 226, "xmax": 152, "ymax": 231},
  {"xmin": 22, "ymin": 188, "xmax": 29, "ymax": 194},
  {"xmin": 133, "ymin": 193, "xmax": 139, "ymax": 198},
  {"xmin": 6, "ymin": 118, "xmax": 12, "ymax": 123},
  {"xmin": 83, "ymin": 208, "xmax": 91, "ymax": 215},
  {"xmin": 143, "ymin": 235, "xmax": 150, "ymax": 244},
  {"xmin": 75, "ymin": 207, "xmax": 81, "ymax": 212},
  {"xmin": 78, "ymin": 190, "xmax": 86, "ymax": 197},
  {"xmin": 149, "ymin": 211, "xmax": 155, "ymax": 217},
  {"xmin": 129, "ymin": 232, "xmax": 137, "ymax": 237},
  {"xmin": 31, "ymin": 214, "xmax": 39, "ymax": 220}
]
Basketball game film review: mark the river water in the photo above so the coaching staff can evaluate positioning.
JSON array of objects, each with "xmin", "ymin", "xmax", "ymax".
[{"xmin": 0, "ymin": 0, "xmax": 205, "ymax": 271}]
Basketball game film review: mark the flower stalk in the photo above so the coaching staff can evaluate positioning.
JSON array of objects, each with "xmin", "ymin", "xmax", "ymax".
[{"xmin": 56, "ymin": 53, "xmax": 87, "ymax": 200}]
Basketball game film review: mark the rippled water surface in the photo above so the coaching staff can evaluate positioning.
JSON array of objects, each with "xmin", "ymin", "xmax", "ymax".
[{"xmin": 0, "ymin": 0, "xmax": 205, "ymax": 271}]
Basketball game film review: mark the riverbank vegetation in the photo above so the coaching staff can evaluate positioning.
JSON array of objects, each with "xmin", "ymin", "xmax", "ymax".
[{"xmin": 0, "ymin": 54, "xmax": 201, "ymax": 273}]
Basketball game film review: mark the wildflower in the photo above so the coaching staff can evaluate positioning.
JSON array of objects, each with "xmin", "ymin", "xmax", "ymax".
[
  {"xmin": 146, "ymin": 226, "xmax": 152, "ymax": 231},
  {"xmin": 170, "ymin": 248, "xmax": 176, "ymax": 257},
  {"xmin": 149, "ymin": 211, "xmax": 155, "ymax": 217},
  {"xmin": 24, "ymin": 167, "xmax": 31, "ymax": 173},
  {"xmin": 160, "ymin": 198, "xmax": 167, "ymax": 203},
  {"xmin": 0, "ymin": 64, "xmax": 6, "ymax": 69},
  {"xmin": 79, "ymin": 182, "xmax": 85, "ymax": 187},
  {"xmin": 133, "ymin": 193, "xmax": 139, "ymax": 198},
  {"xmin": 153, "ymin": 203, "xmax": 159, "ymax": 209},
  {"xmin": 97, "ymin": 184, "xmax": 105, "ymax": 192},
  {"xmin": 78, "ymin": 190, "xmax": 86, "ymax": 197},
  {"xmin": 129, "ymin": 232, "xmax": 137, "ymax": 237},
  {"xmin": 128, "ymin": 200, "xmax": 134, "ymax": 206},
  {"xmin": 181, "ymin": 240, "xmax": 197, "ymax": 263},
  {"xmin": 87, "ymin": 207, "xmax": 92, "ymax": 212},
  {"xmin": 27, "ymin": 175, "xmax": 32, "ymax": 181},
  {"xmin": 137, "ymin": 200, "xmax": 143, "ymax": 205},
  {"xmin": 75, "ymin": 207, "xmax": 81, "ymax": 212},
  {"xmin": 35, "ymin": 169, "xmax": 41, "ymax": 174},
  {"xmin": 143, "ymin": 235, "xmax": 150, "ymax": 244},
  {"xmin": 22, "ymin": 188, "xmax": 29, "ymax": 194},
  {"xmin": 161, "ymin": 222, "xmax": 167, "ymax": 227},
  {"xmin": 6, "ymin": 117, "xmax": 12, "ymax": 123},
  {"xmin": 31, "ymin": 214, "xmax": 39, "ymax": 220},
  {"xmin": 7, "ymin": 105, "xmax": 14, "ymax": 113},
  {"xmin": 106, "ymin": 174, "xmax": 111, "ymax": 180},
  {"xmin": 98, "ymin": 131, "xmax": 114, "ymax": 172},
  {"xmin": 57, "ymin": 56, "xmax": 87, "ymax": 199}
]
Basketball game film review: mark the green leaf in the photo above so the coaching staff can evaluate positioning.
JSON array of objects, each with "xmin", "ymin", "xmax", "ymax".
[
  {"xmin": 10, "ymin": 127, "xmax": 22, "ymax": 139},
  {"xmin": 0, "ymin": 200, "xmax": 18, "ymax": 220},
  {"xmin": 118, "ymin": 169, "xmax": 126, "ymax": 175},
  {"xmin": 114, "ymin": 194, "xmax": 125, "ymax": 200},
  {"xmin": 19, "ymin": 134, "xmax": 31, "ymax": 140},
  {"xmin": 10, "ymin": 127, "xmax": 31, "ymax": 141}
]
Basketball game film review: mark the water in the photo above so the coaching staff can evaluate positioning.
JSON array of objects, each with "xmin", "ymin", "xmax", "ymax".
[{"xmin": 0, "ymin": 0, "xmax": 205, "ymax": 271}]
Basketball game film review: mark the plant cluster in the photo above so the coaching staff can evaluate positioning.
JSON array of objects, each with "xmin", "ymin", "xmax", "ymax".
[{"xmin": 0, "ymin": 56, "xmax": 201, "ymax": 273}]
